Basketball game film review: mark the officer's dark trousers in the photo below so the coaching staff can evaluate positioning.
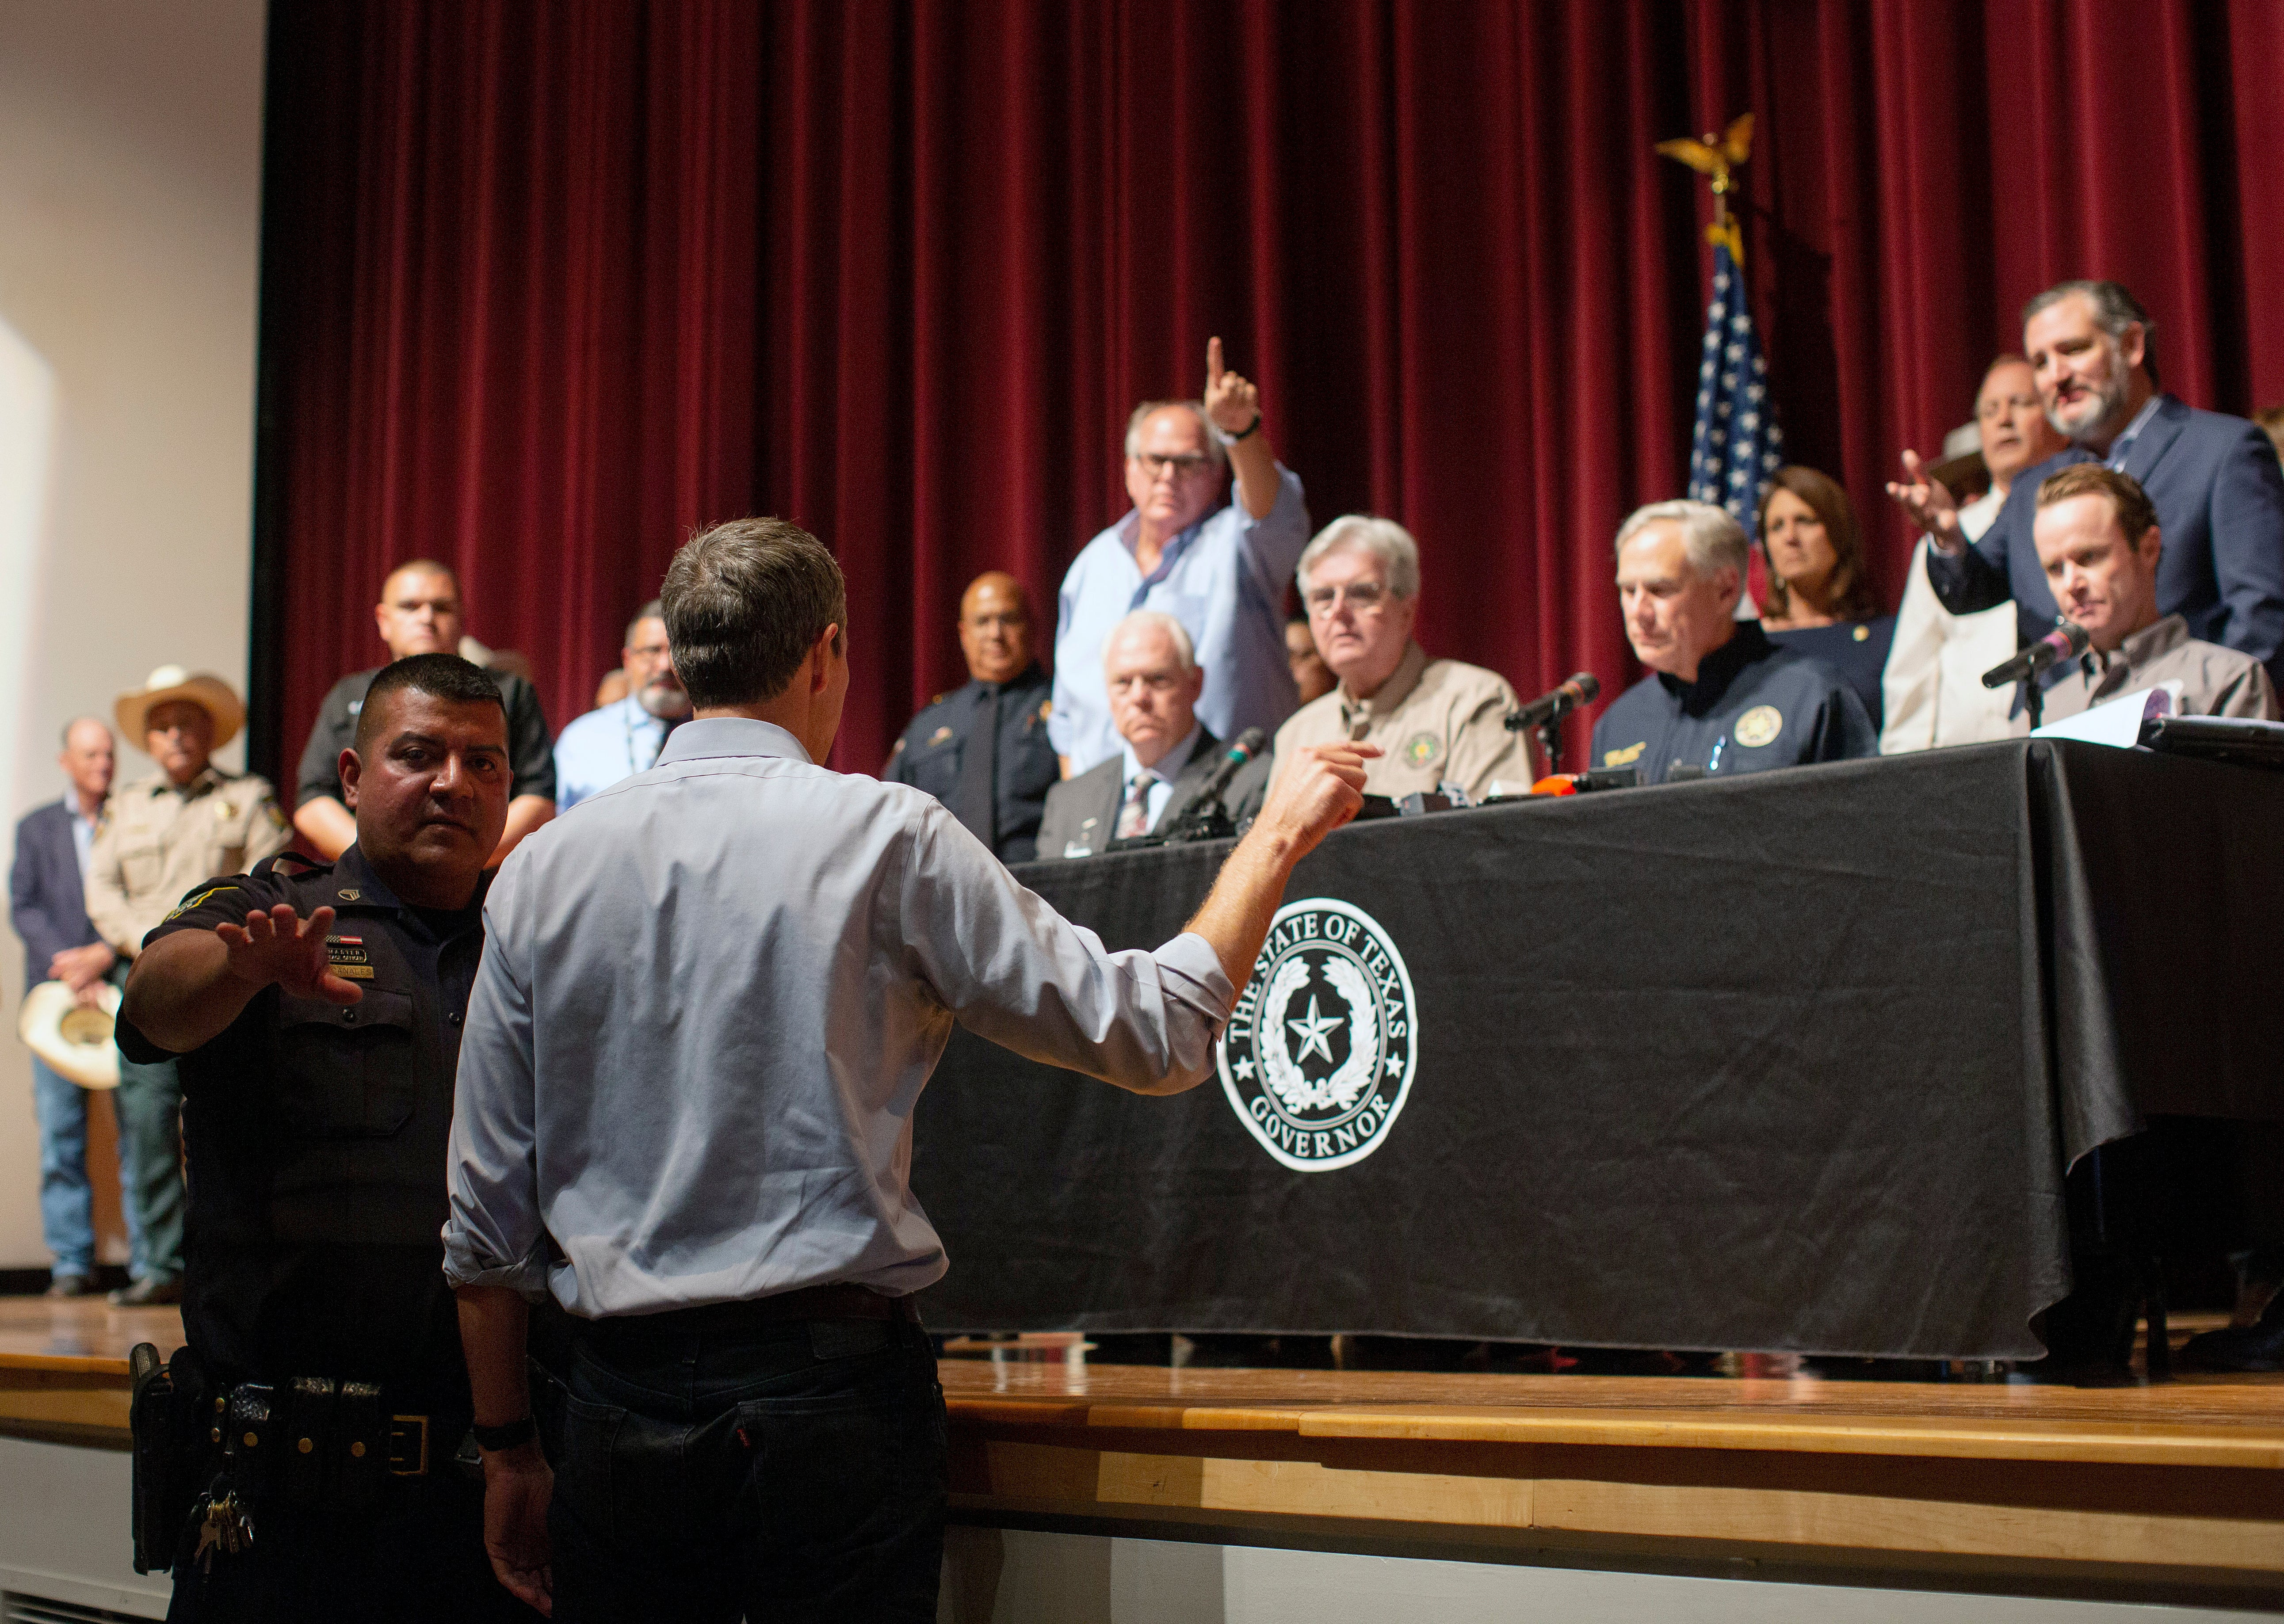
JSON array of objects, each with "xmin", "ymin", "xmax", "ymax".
[
  {"xmin": 111, "ymin": 1048, "xmax": 184, "ymax": 1283},
  {"xmin": 164, "ymin": 1471, "xmax": 540, "ymax": 1622},
  {"xmin": 550, "ymin": 1306, "xmax": 947, "ymax": 1623}
]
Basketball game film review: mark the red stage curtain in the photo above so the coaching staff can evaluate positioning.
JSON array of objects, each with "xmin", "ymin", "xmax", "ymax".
[{"xmin": 256, "ymin": 0, "xmax": 2284, "ymax": 780}]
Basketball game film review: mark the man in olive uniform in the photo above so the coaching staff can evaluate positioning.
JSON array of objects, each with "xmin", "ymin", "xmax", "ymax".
[
  {"xmin": 882, "ymin": 571, "xmax": 1060, "ymax": 862},
  {"xmin": 294, "ymin": 560, "xmax": 555, "ymax": 867},
  {"xmin": 118, "ymin": 654, "xmax": 537, "ymax": 1621},
  {"xmin": 86, "ymin": 667, "xmax": 292, "ymax": 1305}
]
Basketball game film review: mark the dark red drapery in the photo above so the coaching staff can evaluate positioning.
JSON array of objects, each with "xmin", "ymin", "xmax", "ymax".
[{"xmin": 256, "ymin": 0, "xmax": 2284, "ymax": 782}]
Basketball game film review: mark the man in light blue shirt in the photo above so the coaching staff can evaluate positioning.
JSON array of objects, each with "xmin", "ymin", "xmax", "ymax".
[
  {"xmin": 551, "ymin": 599, "xmax": 691, "ymax": 810},
  {"xmin": 1050, "ymin": 337, "xmax": 1311, "ymax": 774},
  {"xmin": 446, "ymin": 516, "xmax": 1373, "ymax": 1620}
]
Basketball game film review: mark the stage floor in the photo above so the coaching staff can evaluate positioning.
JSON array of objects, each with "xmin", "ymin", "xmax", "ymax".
[{"xmin": 6, "ymin": 1295, "xmax": 2283, "ymax": 1605}]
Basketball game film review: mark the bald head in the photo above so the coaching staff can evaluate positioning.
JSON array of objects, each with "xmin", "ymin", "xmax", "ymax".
[
  {"xmin": 375, "ymin": 560, "xmax": 464, "ymax": 660},
  {"xmin": 958, "ymin": 571, "xmax": 1034, "ymax": 685},
  {"xmin": 59, "ymin": 717, "xmax": 115, "ymax": 808}
]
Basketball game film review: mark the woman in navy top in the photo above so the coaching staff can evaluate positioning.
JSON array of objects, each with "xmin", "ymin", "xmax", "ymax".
[{"xmin": 1756, "ymin": 465, "xmax": 1895, "ymax": 729}]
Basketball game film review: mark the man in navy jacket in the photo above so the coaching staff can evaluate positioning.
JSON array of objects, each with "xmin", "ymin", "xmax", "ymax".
[
  {"xmin": 1888, "ymin": 280, "xmax": 2284, "ymax": 690},
  {"xmin": 8, "ymin": 718, "xmax": 123, "ymax": 1296}
]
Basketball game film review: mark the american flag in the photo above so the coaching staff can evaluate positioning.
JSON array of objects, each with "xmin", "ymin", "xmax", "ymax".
[{"xmin": 1686, "ymin": 240, "xmax": 1782, "ymax": 537}]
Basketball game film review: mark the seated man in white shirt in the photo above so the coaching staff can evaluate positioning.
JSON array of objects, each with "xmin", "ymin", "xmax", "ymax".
[{"xmin": 1037, "ymin": 610, "xmax": 1272, "ymax": 859}]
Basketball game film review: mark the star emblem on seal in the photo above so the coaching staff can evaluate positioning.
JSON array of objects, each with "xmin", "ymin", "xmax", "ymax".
[{"xmin": 1217, "ymin": 898, "xmax": 1419, "ymax": 1172}]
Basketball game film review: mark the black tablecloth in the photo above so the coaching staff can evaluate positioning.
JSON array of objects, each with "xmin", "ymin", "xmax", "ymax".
[{"xmin": 909, "ymin": 741, "xmax": 2284, "ymax": 1359}]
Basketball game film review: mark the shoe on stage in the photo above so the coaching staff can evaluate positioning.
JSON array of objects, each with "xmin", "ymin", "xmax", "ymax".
[
  {"xmin": 2181, "ymin": 1292, "xmax": 2284, "ymax": 1373},
  {"xmin": 44, "ymin": 1272, "xmax": 93, "ymax": 1299},
  {"xmin": 107, "ymin": 1276, "xmax": 183, "ymax": 1308}
]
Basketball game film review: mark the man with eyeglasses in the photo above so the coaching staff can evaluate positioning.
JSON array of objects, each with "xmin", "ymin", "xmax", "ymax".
[
  {"xmin": 1269, "ymin": 515, "xmax": 1532, "ymax": 803},
  {"xmin": 1036, "ymin": 610, "xmax": 1272, "ymax": 859},
  {"xmin": 1049, "ymin": 338, "xmax": 1311, "ymax": 775},
  {"xmin": 553, "ymin": 599, "xmax": 693, "ymax": 811}
]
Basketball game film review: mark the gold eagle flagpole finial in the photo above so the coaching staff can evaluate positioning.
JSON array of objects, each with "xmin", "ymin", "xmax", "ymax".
[{"xmin": 1656, "ymin": 112, "xmax": 1754, "ymax": 264}]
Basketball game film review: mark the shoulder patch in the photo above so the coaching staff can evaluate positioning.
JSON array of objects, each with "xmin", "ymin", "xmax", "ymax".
[
  {"xmin": 1603, "ymin": 741, "xmax": 1646, "ymax": 767},
  {"xmin": 164, "ymin": 884, "xmax": 239, "ymax": 922},
  {"xmin": 1734, "ymin": 705, "xmax": 1784, "ymax": 748}
]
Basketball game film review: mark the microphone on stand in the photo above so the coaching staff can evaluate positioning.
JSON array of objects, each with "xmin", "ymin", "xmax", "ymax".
[
  {"xmin": 1145, "ymin": 728, "xmax": 1269, "ymax": 846},
  {"xmin": 1505, "ymin": 673, "xmax": 1601, "ymax": 732},
  {"xmin": 1981, "ymin": 619, "xmax": 2089, "ymax": 690}
]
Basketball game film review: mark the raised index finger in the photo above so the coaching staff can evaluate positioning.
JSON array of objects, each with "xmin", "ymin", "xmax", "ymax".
[{"xmin": 1207, "ymin": 335, "xmax": 1224, "ymax": 388}]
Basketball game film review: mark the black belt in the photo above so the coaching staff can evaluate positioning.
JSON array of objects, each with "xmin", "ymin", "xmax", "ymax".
[
  {"xmin": 575, "ymin": 1282, "xmax": 920, "ymax": 1347},
  {"xmin": 207, "ymin": 1379, "xmax": 466, "ymax": 1514}
]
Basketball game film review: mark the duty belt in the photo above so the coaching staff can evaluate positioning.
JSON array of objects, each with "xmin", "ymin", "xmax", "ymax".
[{"xmin": 206, "ymin": 1378, "xmax": 463, "ymax": 1514}]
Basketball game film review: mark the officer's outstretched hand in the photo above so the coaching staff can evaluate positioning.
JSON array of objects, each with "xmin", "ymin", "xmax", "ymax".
[{"xmin": 215, "ymin": 904, "xmax": 363, "ymax": 1005}]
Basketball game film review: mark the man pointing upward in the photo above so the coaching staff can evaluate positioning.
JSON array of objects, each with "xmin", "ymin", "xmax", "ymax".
[{"xmin": 1050, "ymin": 337, "xmax": 1313, "ymax": 774}]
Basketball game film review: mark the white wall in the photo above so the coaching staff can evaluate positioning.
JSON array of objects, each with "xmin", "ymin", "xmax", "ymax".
[{"xmin": 0, "ymin": 0, "xmax": 268, "ymax": 1266}]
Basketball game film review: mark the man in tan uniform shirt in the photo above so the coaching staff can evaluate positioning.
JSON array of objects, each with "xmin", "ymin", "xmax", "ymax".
[
  {"xmin": 1271, "ymin": 515, "xmax": 1531, "ymax": 801},
  {"xmin": 2031, "ymin": 465, "xmax": 2280, "ymax": 724},
  {"xmin": 85, "ymin": 666, "xmax": 290, "ymax": 1303}
]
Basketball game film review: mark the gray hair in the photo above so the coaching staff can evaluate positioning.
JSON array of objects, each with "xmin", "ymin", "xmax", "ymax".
[
  {"xmin": 1102, "ymin": 609, "xmax": 1196, "ymax": 674},
  {"xmin": 624, "ymin": 598, "xmax": 665, "ymax": 647},
  {"xmin": 2023, "ymin": 279, "xmax": 2159, "ymax": 390},
  {"xmin": 1296, "ymin": 515, "xmax": 1421, "ymax": 601},
  {"xmin": 1613, "ymin": 499, "xmax": 1750, "ymax": 582},
  {"xmin": 1122, "ymin": 400, "xmax": 1229, "ymax": 472}
]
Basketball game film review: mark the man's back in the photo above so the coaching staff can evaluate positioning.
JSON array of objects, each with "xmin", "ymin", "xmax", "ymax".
[{"xmin": 449, "ymin": 717, "xmax": 1235, "ymax": 1317}]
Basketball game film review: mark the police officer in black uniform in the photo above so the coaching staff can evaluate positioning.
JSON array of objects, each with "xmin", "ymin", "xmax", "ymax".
[
  {"xmin": 118, "ymin": 654, "xmax": 538, "ymax": 1622},
  {"xmin": 293, "ymin": 560, "xmax": 555, "ymax": 868},
  {"xmin": 1592, "ymin": 499, "xmax": 1876, "ymax": 785},
  {"xmin": 882, "ymin": 570, "xmax": 1060, "ymax": 862}
]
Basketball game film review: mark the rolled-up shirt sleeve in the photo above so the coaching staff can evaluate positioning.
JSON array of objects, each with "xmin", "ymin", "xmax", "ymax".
[
  {"xmin": 442, "ymin": 858, "xmax": 551, "ymax": 1295},
  {"xmin": 897, "ymin": 801, "xmax": 1235, "ymax": 1093}
]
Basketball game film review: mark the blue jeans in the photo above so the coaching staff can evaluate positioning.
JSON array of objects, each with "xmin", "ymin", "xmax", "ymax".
[
  {"xmin": 30, "ymin": 1056, "xmax": 139, "ymax": 1277},
  {"xmin": 550, "ymin": 1308, "xmax": 947, "ymax": 1623}
]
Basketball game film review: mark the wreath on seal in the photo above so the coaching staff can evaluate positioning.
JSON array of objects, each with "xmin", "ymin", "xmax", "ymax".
[{"xmin": 1257, "ymin": 953, "xmax": 1380, "ymax": 1115}]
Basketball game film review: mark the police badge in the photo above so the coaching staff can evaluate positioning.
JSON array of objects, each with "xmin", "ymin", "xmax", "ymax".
[{"xmin": 1218, "ymin": 898, "xmax": 1418, "ymax": 1171}]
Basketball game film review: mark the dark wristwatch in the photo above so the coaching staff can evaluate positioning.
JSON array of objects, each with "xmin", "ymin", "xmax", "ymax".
[
  {"xmin": 1218, "ymin": 414, "xmax": 1263, "ymax": 445},
  {"xmin": 470, "ymin": 1415, "xmax": 536, "ymax": 1452}
]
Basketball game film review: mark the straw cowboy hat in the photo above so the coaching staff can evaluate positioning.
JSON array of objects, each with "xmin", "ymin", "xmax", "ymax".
[
  {"xmin": 115, "ymin": 665, "xmax": 245, "ymax": 751},
  {"xmin": 18, "ymin": 980, "xmax": 122, "ymax": 1090}
]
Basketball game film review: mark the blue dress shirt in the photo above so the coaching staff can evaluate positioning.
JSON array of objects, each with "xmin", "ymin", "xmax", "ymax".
[
  {"xmin": 1119, "ymin": 724, "xmax": 1202, "ymax": 835},
  {"xmin": 1050, "ymin": 466, "xmax": 1310, "ymax": 773},
  {"xmin": 552, "ymin": 694, "xmax": 677, "ymax": 812},
  {"xmin": 444, "ymin": 717, "xmax": 1236, "ymax": 1315}
]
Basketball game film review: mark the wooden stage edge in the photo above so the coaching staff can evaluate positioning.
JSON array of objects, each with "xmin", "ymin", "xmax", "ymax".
[{"xmin": 8, "ymin": 1299, "xmax": 2284, "ymax": 1606}]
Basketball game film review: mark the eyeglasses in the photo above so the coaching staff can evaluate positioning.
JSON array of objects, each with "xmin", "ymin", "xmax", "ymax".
[
  {"xmin": 1304, "ymin": 582, "xmax": 1390, "ymax": 614},
  {"xmin": 1134, "ymin": 452, "xmax": 1213, "ymax": 478}
]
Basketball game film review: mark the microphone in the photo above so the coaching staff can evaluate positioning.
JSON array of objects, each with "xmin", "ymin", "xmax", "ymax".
[
  {"xmin": 1189, "ymin": 727, "xmax": 1267, "ymax": 807},
  {"xmin": 1506, "ymin": 673, "xmax": 1600, "ymax": 731},
  {"xmin": 1150, "ymin": 728, "xmax": 1266, "ymax": 846},
  {"xmin": 1981, "ymin": 619, "xmax": 2090, "ymax": 690}
]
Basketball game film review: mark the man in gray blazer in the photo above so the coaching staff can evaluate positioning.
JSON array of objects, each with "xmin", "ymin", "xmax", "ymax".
[{"xmin": 1036, "ymin": 610, "xmax": 1272, "ymax": 860}]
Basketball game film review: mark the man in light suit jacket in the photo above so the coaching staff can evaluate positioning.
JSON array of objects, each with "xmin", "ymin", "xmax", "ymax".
[
  {"xmin": 1887, "ymin": 280, "xmax": 2284, "ymax": 692},
  {"xmin": 8, "ymin": 719, "xmax": 124, "ymax": 1296},
  {"xmin": 1037, "ymin": 610, "xmax": 1271, "ymax": 861}
]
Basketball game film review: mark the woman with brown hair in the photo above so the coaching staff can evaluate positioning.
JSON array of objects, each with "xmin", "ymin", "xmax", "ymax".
[{"xmin": 1756, "ymin": 465, "xmax": 1895, "ymax": 727}]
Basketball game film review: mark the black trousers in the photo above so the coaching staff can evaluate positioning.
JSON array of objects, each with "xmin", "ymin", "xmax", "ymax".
[
  {"xmin": 550, "ymin": 1305, "xmax": 947, "ymax": 1623},
  {"xmin": 164, "ymin": 1469, "xmax": 540, "ymax": 1623}
]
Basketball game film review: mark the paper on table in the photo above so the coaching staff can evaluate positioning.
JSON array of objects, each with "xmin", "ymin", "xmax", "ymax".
[{"xmin": 2031, "ymin": 681, "xmax": 2184, "ymax": 747}]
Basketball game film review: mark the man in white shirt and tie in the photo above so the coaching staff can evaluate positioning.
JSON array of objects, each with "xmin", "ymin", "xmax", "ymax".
[{"xmin": 1035, "ymin": 610, "xmax": 1272, "ymax": 859}]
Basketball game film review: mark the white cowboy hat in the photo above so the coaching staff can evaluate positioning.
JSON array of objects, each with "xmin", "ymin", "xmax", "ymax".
[
  {"xmin": 115, "ymin": 665, "xmax": 245, "ymax": 751},
  {"xmin": 18, "ymin": 980, "xmax": 122, "ymax": 1090}
]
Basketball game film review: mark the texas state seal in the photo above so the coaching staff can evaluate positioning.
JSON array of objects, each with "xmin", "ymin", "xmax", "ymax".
[{"xmin": 1218, "ymin": 897, "xmax": 1418, "ymax": 1171}]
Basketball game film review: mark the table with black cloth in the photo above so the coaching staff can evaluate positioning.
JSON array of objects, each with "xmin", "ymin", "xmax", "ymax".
[{"xmin": 909, "ymin": 741, "xmax": 2284, "ymax": 1360}]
